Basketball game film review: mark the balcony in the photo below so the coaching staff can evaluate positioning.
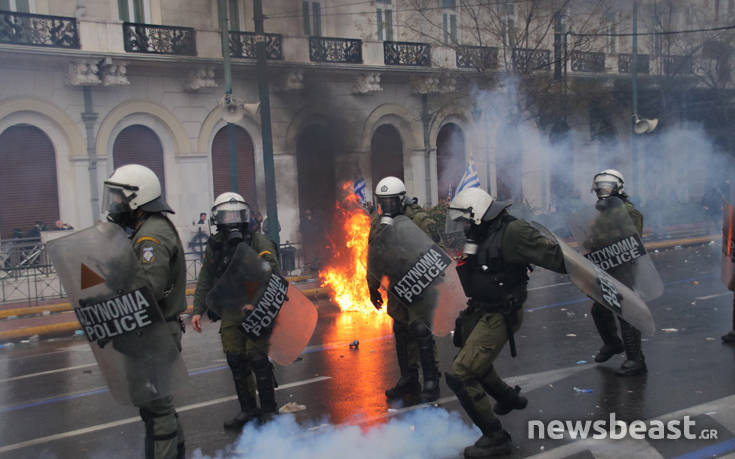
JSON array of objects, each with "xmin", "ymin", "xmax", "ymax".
[
  {"xmin": 383, "ymin": 41, "xmax": 431, "ymax": 66},
  {"xmin": 123, "ymin": 22, "xmax": 196, "ymax": 56},
  {"xmin": 309, "ymin": 36, "xmax": 362, "ymax": 64},
  {"xmin": 571, "ymin": 51, "xmax": 605, "ymax": 73},
  {"xmin": 618, "ymin": 53, "xmax": 650, "ymax": 74},
  {"xmin": 229, "ymin": 31, "xmax": 282, "ymax": 60},
  {"xmin": 511, "ymin": 48, "xmax": 551, "ymax": 72},
  {"xmin": 0, "ymin": 10, "xmax": 79, "ymax": 49},
  {"xmin": 456, "ymin": 45, "xmax": 498, "ymax": 69},
  {"xmin": 664, "ymin": 55, "xmax": 694, "ymax": 76}
]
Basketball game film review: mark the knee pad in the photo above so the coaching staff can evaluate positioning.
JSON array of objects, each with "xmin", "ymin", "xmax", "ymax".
[
  {"xmin": 250, "ymin": 352, "xmax": 270, "ymax": 371},
  {"xmin": 409, "ymin": 320, "xmax": 431, "ymax": 339},
  {"xmin": 225, "ymin": 353, "xmax": 248, "ymax": 371},
  {"xmin": 393, "ymin": 320, "xmax": 409, "ymax": 336}
]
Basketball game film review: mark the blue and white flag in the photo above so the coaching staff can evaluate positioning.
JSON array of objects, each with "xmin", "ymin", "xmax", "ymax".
[
  {"xmin": 453, "ymin": 160, "xmax": 481, "ymax": 198},
  {"xmin": 353, "ymin": 177, "xmax": 367, "ymax": 203}
]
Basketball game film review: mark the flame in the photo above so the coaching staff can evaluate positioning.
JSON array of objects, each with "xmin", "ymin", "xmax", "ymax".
[{"xmin": 319, "ymin": 182, "xmax": 388, "ymax": 315}]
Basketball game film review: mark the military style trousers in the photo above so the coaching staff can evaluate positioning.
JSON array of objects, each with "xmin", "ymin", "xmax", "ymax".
[
  {"xmin": 220, "ymin": 322, "xmax": 276, "ymax": 414},
  {"xmin": 591, "ymin": 303, "xmax": 644, "ymax": 361},
  {"xmin": 135, "ymin": 325, "xmax": 184, "ymax": 459},
  {"xmin": 447, "ymin": 309, "xmax": 523, "ymax": 435},
  {"xmin": 388, "ymin": 301, "xmax": 439, "ymax": 381}
]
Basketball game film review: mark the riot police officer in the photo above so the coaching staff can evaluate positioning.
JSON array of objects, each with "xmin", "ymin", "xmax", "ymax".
[
  {"xmin": 587, "ymin": 170, "xmax": 647, "ymax": 376},
  {"xmin": 446, "ymin": 187, "xmax": 566, "ymax": 457},
  {"xmin": 191, "ymin": 192, "xmax": 280, "ymax": 429},
  {"xmin": 368, "ymin": 176, "xmax": 442, "ymax": 403},
  {"xmin": 102, "ymin": 164, "xmax": 186, "ymax": 459}
]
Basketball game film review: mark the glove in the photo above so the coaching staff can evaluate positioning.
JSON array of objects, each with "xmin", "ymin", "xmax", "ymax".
[
  {"xmin": 206, "ymin": 309, "xmax": 221, "ymax": 322},
  {"xmin": 369, "ymin": 287, "xmax": 383, "ymax": 310}
]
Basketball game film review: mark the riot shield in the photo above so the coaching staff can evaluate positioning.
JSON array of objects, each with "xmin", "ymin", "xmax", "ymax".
[
  {"xmin": 569, "ymin": 197, "xmax": 663, "ymax": 301},
  {"xmin": 46, "ymin": 222, "xmax": 189, "ymax": 405},
  {"xmin": 722, "ymin": 202, "xmax": 735, "ymax": 291},
  {"xmin": 367, "ymin": 215, "xmax": 466, "ymax": 336},
  {"xmin": 532, "ymin": 222, "xmax": 655, "ymax": 337},
  {"xmin": 205, "ymin": 242, "xmax": 317, "ymax": 365}
]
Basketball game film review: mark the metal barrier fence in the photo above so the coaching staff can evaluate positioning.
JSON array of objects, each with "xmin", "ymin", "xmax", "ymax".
[{"xmin": 1, "ymin": 241, "xmax": 307, "ymax": 305}]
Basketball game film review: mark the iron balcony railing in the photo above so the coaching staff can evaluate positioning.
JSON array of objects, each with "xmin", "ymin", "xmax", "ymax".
[
  {"xmin": 618, "ymin": 53, "xmax": 650, "ymax": 74},
  {"xmin": 511, "ymin": 48, "xmax": 551, "ymax": 72},
  {"xmin": 309, "ymin": 36, "xmax": 362, "ymax": 63},
  {"xmin": 123, "ymin": 22, "xmax": 196, "ymax": 55},
  {"xmin": 229, "ymin": 31, "xmax": 283, "ymax": 60},
  {"xmin": 384, "ymin": 40, "xmax": 431, "ymax": 66},
  {"xmin": 571, "ymin": 50, "xmax": 605, "ymax": 73},
  {"xmin": 664, "ymin": 55, "xmax": 694, "ymax": 76},
  {"xmin": 0, "ymin": 10, "xmax": 79, "ymax": 49},
  {"xmin": 456, "ymin": 45, "xmax": 498, "ymax": 69}
]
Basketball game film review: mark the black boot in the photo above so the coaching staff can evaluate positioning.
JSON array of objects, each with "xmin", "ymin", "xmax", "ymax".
[
  {"xmin": 723, "ymin": 331, "xmax": 735, "ymax": 343},
  {"xmin": 224, "ymin": 354, "xmax": 259, "ymax": 430},
  {"xmin": 412, "ymin": 321, "xmax": 440, "ymax": 403},
  {"xmin": 252, "ymin": 353, "xmax": 278, "ymax": 423},
  {"xmin": 386, "ymin": 323, "xmax": 421, "ymax": 399},
  {"xmin": 385, "ymin": 368, "xmax": 421, "ymax": 399},
  {"xmin": 592, "ymin": 303, "xmax": 624, "ymax": 362},
  {"xmin": 492, "ymin": 385, "xmax": 527, "ymax": 416},
  {"xmin": 616, "ymin": 320, "xmax": 647, "ymax": 376},
  {"xmin": 464, "ymin": 430, "xmax": 513, "ymax": 458},
  {"xmin": 445, "ymin": 373, "xmax": 511, "ymax": 457}
]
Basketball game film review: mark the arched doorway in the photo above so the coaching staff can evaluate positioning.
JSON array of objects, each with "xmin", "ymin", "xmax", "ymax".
[
  {"xmin": 211, "ymin": 125, "xmax": 257, "ymax": 206},
  {"xmin": 370, "ymin": 124, "xmax": 404, "ymax": 185},
  {"xmin": 297, "ymin": 124, "xmax": 336, "ymax": 269},
  {"xmin": 112, "ymin": 124, "xmax": 166, "ymax": 195},
  {"xmin": 0, "ymin": 125, "xmax": 59, "ymax": 238},
  {"xmin": 436, "ymin": 123, "xmax": 466, "ymax": 201}
]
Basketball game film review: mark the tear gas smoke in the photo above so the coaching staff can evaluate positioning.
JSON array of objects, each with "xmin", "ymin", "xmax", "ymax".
[
  {"xmin": 470, "ymin": 78, "xmax": 733, "ymax": 236},
  {"xmin": 192, "ymin": 407, "xmax": 478, "ymax": 459}
]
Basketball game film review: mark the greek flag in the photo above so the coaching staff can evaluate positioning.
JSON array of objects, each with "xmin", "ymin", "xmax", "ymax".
[
  {"xmin": 453, "ymin": 161, "xmax": 481, "ymax": 198},
  {"xmin": 353, "ymin": 177, "xmax": 367, "ymax": 202}
]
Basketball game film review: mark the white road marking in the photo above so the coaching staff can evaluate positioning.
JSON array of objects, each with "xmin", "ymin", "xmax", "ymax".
[
  {"xmin": 695, "ymin": 292, "xmax": 731, "ymax": 301},
  {"xmin": 529, "ymin": 282, "xmax": 572, "ymax": 292},
  {"xmin": 0, "ymin": 376, "xmax": 331, "ymax": 454},
  {"xmin": 0, "ymin": 363, "xmax": 97, "ymax": 384}
]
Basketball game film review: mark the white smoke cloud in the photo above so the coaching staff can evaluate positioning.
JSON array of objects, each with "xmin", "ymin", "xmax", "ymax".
[
  {"xmin": 192, "ymin": 407, "xmax": 478, "ymax": 459},
  {"xmin": 469, "ymin": 78, "xmax": 733, "ymax": 234}
]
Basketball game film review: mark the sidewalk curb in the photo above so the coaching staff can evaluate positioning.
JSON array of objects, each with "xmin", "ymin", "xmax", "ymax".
[
  {"xmin": 0, "ymin": 234, "xmax": 716, "ymax": 342},
  {"xmin": 0, "ymin": 288, "xmax": 330, "ymax": 342}
]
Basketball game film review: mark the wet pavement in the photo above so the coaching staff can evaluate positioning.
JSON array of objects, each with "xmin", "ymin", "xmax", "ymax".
[{"xmin": 1, "ymin": 243, "xmax": 734, "ymax": 458}]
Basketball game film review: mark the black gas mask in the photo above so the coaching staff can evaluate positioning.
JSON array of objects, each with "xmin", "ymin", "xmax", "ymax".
[{"xmin": 218, "ymin": 223, "xmax": 249, "ymax": 246}]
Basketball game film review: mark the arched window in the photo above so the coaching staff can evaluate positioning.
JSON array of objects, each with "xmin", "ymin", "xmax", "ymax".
[
  {"xmin": 112, "ymin": 124, "xmax": 166, "ymax": 196},
  {"xmin": 436, "ymin": 123, "xmax": 466, "ymax": 201},
  {"xmin": 211, "ymin": 125, "xmax": 257, "ymax": 206},
  {"xmin": 371, "ymin": 124, "xmax": 404, "ymax": 185},
  {"xmin": 0, "ymin": 125, "xmax": 59, "ymax": 237}
]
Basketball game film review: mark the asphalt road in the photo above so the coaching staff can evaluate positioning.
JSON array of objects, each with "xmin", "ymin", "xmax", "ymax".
[{"xmin": 1, "ymin": 242, "xmax": 734, "ymax": 459}]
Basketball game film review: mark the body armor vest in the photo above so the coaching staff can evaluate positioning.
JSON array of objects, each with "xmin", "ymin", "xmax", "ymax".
[{"xmin": 458, "ymin": 214, "xmax": 529, "ymax": 307}]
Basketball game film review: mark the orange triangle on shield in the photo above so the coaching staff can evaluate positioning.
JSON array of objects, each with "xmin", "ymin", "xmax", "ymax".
[{"xmin": 81, "ymin": 263, "xmax": 105, "ymax": 290}]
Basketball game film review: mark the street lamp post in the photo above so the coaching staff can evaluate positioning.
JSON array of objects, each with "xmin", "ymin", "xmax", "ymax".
[
  {"xmin": 254, "ymin": 0, "xmax": 280, "ymax": 245},
  {"xmin": 217, "ymin": 0, "xmax": 238, "ymax": 193},
  {"xmin": 632, "ymin": 0, "xmax": 640, "ymax": 198}
]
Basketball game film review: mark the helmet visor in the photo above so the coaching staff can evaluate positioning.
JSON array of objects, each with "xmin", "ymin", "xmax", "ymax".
[
  {"xmin": 445, "ymin": 211, "xmax": 466, "ymax": 236},
  {"xmin": 593, "ymin": 181, "xmax": 618, "ymax": 199},
  {"xmin": 378, "ymin": 196, "xmax": 403, "ymax": 217},
  {"xmin": 102, "ymin": 185, "xmax": 131, "ymax": 217},
  {"xmin": 213, "ymin": 208, "xmax": 251, "ymax": 226}
]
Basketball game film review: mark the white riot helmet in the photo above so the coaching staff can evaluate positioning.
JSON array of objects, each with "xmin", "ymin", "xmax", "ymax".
[
  {"xmin": 211, "ymin": 192, "xmax": 251, "ymax": 227},
  {"xmin": 102, "ymin": 164, "xmax": 172, "ymax": 224},
  {"xmin": 448, "ymin": 187, "xmax": 511, "ymax": 225},
  {"xmin": 592, "ymin": 169, "xmax": 624, "ymax": 199},
  {"xmin": 375, "ymin": 176, "xmax": 407, "ymax": 220}
]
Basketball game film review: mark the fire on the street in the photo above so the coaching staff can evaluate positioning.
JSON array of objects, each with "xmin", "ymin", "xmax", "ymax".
[{"xmin": 319, "ymin": 182, "xmax": 387, "ymax": 315}]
